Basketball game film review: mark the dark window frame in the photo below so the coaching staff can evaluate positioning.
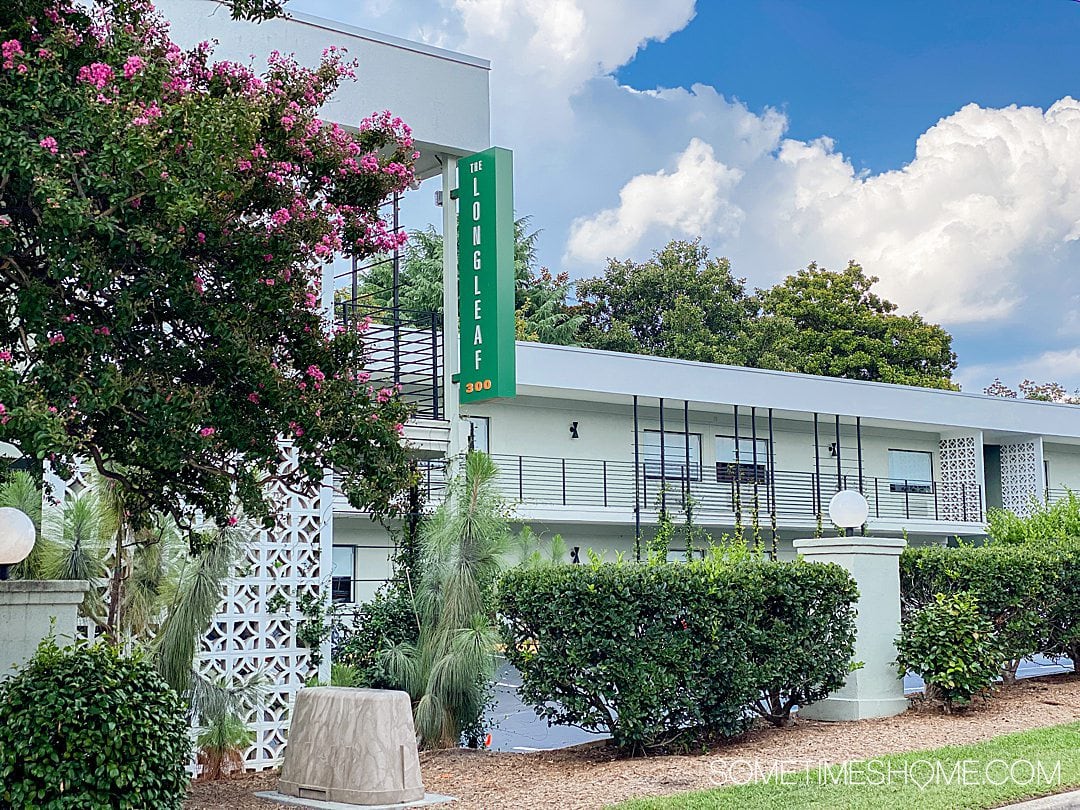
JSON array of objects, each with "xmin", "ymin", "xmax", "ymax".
[
  {"xmin": 715, "ymin": 434, "xmax": 770, "ymax": 485},
  {"xmin": 887, "ymin": 448, "xmax": 933, "ymax": 495},
  {"xmin": 642, "ymin": 429, "xmax": 703, "ymax": 482}
]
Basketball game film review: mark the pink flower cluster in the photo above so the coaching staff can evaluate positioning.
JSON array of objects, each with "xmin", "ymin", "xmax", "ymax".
[
  {"xmin": 198, "ymin": 426, "xmax": 216, "ymax": 438},
  {"xmin": 77, "ymin": 61, "xmax": 115, "ymax": 89},
  {"xmin": 39, "ymin": 136, "xmax": 58, "ymax": 154},
  {"xmin": 123, "ymin": 54, "xmax": 144, "ymax": 79},
  {"xmin": 130, "ymin": 101, "xmax": 162, "ymax": 127},
  {"xmin": 2, "ymin": 39, "xmax": 25, "ymax": 72}
]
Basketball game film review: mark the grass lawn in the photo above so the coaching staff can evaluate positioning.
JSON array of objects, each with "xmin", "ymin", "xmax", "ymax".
[{"xmin": 613, "ymin": 722, "xmax": 1080, "ymax": 810}]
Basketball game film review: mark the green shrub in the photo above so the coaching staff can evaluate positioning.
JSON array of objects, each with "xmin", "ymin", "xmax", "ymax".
[
  {"xmin": 333, "ymin": 582, "xmax": 418, "ymax": 687},
  {"xmin": 1041, "ymin": 539, "xmax": 1080, "ymax": 666},
  {"xmin": 900, "ymin": 544, "xmax": 1053, "ymax": 678},
  {"xmin": 986, "ymin": 490, "xmax": 1080, "ymax": 544},
  {"xmin": 743, "ymin": 561, "xmax": 859, "ymax": 726},
  {"xmin": 497, "ymin": 558, "xmax": 859, "ymax": 752},
  {"xmin": 896, "ymin": 591, "xmax": 1002, "ymax": 711},
  {"xmin": 0, "ymin": 639, "xmax": 190, "ymax": 809}
]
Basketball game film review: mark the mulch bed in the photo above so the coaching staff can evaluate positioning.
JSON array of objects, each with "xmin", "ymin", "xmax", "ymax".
[{"xmin": 185, "ymin": 673, "xmax": 1080, "ymax": 810}]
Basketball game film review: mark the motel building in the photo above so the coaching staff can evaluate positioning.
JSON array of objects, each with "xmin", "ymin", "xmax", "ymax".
[
  {"xmin": 21, "ymin": 1, "xmax": 1079, "ymax": 770},
  {"xmin": 334, "ymin": 341, "xmax": 1080, "ymax": 602}
]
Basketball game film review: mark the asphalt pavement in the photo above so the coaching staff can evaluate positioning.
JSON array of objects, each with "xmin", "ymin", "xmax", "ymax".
[{"xmin": 487, "ymin": 656, "xmax": 1076, "ymax": 753}]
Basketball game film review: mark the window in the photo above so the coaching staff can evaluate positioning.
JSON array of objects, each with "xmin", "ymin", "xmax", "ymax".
[
  {"xmin": 716, "ymin": 436, "xmax": 769, "ymax": 484},
  {"xmin": 462, "ymin": 415, "xmax": 490, "ymax": 453},
  {"xmin": 331, "ymin": 546, "xmax": 356, "ymax": 604},
  {"xmin": 889, "ymin": 450, "xmax": 932, "ymax": 494},
  {"xmin": 642, "ymin": 430, "xmax": 701, "ymax": 480}
]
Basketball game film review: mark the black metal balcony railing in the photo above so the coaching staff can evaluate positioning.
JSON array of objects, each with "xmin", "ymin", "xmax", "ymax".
[
  {"xmin": 335, "ymin": 302, "xmax": 442, "ymax": 420},
  {"xmin": 415, "ymin": 454, "xmax": 986, "ymax": 524}
]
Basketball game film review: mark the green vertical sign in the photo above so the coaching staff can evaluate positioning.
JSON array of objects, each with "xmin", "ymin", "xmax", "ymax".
[{"xmin": 457, "ymin": 147, "xmax": 516, "ymax": 404}]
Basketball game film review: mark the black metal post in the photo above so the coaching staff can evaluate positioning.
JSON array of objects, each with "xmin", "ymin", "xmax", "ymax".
[
  {"xmin": 518, "ymin": 455, "xmax": 524, "ymax": 501},
  {"xmin": 683, "ymin": 399, "xmax": 691, "ymax": 504},
  {"xmin": 751, "ymin": 407, "xmax": 760, "ymax": 490},
  {"xmin": 659, "ymin": 398, "xmax": 667, "ymax": 513},
  {"xmin": 603, "ymin": 460, "xmax": 608, "ymax": 508},
  {"xmin": 633, "ymin": 396, "xmax": 641, "ymax": 561},
  {"xmin": 856, "ymin": 416, "xmax": 864, "ymax": 494},
  {"xmin": 813, "ymin": 413, "xmax": 822, "ymax": 522},
  {"xmin": 430, "ymin": 311, "xmax": 440, "ymax": 420},
  {"xmin": 768, "ymin": 408, "xmax": 778, "ymax": 560},
  {"xmin": 561, "ymin": 458, "xmax": 567, "ymax": 506},
  {"xmin": 733, "ymin": 404, "xmax": 742, "ymax": 533},
  {"xmin": 834, "ymin": 414, "xmax": 842, "ymax": 491}
]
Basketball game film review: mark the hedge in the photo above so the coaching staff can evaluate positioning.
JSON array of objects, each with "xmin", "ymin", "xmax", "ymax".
[
  {"xmin": 900, "ymin": 540, "xmax": 1080, "ymax": 679},
  {"xmin": 497, "ymin": 559, "xmax": 858, "ymax": 752}
]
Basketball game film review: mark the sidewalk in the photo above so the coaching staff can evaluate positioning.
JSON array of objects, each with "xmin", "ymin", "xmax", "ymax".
[{"xmin": 1002, "ymin": 789, "xmax": 1080, "ymax": 809}]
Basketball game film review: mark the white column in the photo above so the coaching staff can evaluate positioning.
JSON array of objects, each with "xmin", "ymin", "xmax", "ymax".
[
  {"xmin": 792, "ymin": 536, "xmax": 909, "ymax": 721},
  {"xmin": 441, "ymin": 156, "xmax": 462, "ymax": 457}
]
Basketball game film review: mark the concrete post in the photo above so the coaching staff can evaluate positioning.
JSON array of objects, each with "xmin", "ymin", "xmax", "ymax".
[
  {"xmin": 0, "ymin": 580, "xmax": 89, "ymax": 679},
  {"xmin": 792, "ymin": 536, "xmax": 909, "ymax": 720}
]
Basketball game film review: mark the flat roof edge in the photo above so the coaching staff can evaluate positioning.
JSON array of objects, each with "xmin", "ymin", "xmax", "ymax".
[
  {"xmin": 515, "ymin": 341, "xmax": 1080, "ymax": 414},
  {"xmin": 283, "ymin": 10, "xmax": 491, "ymax": 70}
]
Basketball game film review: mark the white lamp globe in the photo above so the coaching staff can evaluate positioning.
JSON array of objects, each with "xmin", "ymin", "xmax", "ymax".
[
  {"xmin": 0, "ymin": 506, "xmax": 36, "ymax": 566},
  {"xmin": 828, "ymin": 490, "xmax": 869, "ymax": 530}
]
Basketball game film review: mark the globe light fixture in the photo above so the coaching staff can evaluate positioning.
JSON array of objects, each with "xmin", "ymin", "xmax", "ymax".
[
  {"xmin": 828, "ymin": 490, "xmax": 869, "ymax": 536},
  {"xmin": 0, "ymin": 506, "xmax": 36, "ymax": 581}
]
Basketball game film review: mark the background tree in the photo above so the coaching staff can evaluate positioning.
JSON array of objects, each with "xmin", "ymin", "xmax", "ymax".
[
  {"xmin": 750, "ymin": 261, "xmax": 958, "ymax": 389},
  {"xmin": 575, "ymin": 245, "xmax": 957, "ymax": 390},
  {"xmin": 0, "ymin": 0, "xmax": 415, "ymax": 536},
  {"xmin": 985, "ymin": 378, "xmax": 1080, "ymax": 404},
  {"xmin": 576, "ymin": 239, "xmax": 755, "ymax": 365},
  {"xmin": 350, "ymin": 217, "xmax": 582, "ymax": 343}
]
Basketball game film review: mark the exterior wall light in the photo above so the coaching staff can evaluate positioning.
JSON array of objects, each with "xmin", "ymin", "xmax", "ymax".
[
  {"xmin": 0, "ymin": 506, "xmax": 35, "ymax": 580},
  {"xmin": 828, "ymin": 490, "xmax": 869, "ymax": 536},
  {"xmin": 569, "ymin": 421, "xmax": 579, "ymax": 439}
]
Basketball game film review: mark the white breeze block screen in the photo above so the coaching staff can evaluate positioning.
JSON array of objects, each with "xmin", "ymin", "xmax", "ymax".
[{"xmin": 47, "ymin": 451, "xmax": 330, "ymax": 771}]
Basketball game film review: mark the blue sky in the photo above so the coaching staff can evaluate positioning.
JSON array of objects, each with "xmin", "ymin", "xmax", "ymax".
[
  {"xmin": 290, "ymin": 0, "xmax": 1080, "ymax": 394},
  {"xmin": 618, "ymin": 1, "xmax": 1080, "ymax": 174}
]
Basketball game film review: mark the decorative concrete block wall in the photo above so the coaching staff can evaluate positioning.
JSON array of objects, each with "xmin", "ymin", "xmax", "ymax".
[
  {"xmin": 939, "ymin": 432, "xmax": 983, "ymax": 521},
  {"xmin": 1000, "ymin": 439, "xmax": 1045, "ymax": 517},
  {"xmin": 48, "ymin": 455, "xmax": 331, "ymax": 771}
]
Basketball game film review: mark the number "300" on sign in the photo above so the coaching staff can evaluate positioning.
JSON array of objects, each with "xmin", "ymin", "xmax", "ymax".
[{"xmin": 465, "ymin": 379, "xmax": 492, "ymax": 394}]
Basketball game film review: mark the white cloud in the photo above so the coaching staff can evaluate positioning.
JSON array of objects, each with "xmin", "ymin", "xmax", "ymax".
[
  {"xmin": 454, "ymin": 0, "xmax": 696, "ymax": 128},
  {"xmin": 565, "ymin": 138, "xmax": 743, "ymax": 264},
  {"xmin": 761, "ymin": 99, "xmax": 1080, "ymax": 323},
  {"xmin": 287, "ymin": 0, "xmax": 1080, "ymax": 384}
]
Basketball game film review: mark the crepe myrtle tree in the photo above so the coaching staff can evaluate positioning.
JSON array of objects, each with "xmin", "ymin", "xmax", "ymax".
[{"xmin": 0, "ymin": 0, "xmax": 419, "ymax": 539}]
